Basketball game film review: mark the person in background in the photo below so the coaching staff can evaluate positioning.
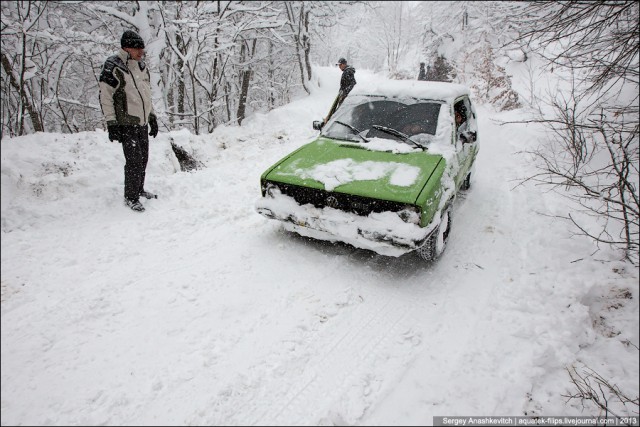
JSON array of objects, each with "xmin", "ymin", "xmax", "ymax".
[
  {"xmin": 418, "ymin": 62, "xmax": 427, "ymax": 81},
  {"xmin": 324, "ymin": 57, "xmax": 357, "ymax": 125},
  {"xmin": 336, "ymin": 57, "xmax": 356, "ymax": 106},
  {"xmin": 99, "ymin": 30, "xmax": 159, "ymax": 212}
]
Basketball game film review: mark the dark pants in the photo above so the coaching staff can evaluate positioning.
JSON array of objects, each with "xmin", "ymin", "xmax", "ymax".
[{"xmin": 119, "ymin": 125, "xmax": 149, "ymax": 201}]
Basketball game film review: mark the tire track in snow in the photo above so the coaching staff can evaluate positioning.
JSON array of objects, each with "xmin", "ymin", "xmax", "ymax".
[
  {"xmin": 191, "ymin": 256, "xmax": 448, "ymax": 426},
  {"xmin": 259, "ymin": 294, "xmax": 416, "ymax": 425}
]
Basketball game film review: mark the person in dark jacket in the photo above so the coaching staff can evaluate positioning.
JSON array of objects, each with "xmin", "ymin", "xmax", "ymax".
[
  {"xmin": 99, "ymin": 30, "xmax": 159, "ymax": 212},
  {"xmin": 336, "ymin": 57, "xmax": 356, "ymax": 104},
  {"xmin": 418, "ymin": 62, "xmax": 427, "ymax": 81},
  {"xmin": 324, "ymin": 57, "xmax": 357, "ymax": 125}
]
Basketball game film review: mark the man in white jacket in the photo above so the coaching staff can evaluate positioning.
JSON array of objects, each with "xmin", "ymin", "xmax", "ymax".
[{"xmin": 99, "ymin": 30, "xmax": 158, "ymax": 212}]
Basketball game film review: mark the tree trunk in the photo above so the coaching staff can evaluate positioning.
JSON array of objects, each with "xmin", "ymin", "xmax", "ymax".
[
  {"xmin": 176, "ymin": 32, "xmax": 186, "ymax": 115},
  {"xmin": 190, "ymin": 70, "xmax": 199, "ymax": 135},
  {"xmin": 166, "ymin": 60, "xmax": 174, "ymax": 128},
  {"xmin": 208, "ymin": 35, "xmax": 220, "ymax": 132},
  {"xmin": 1, "ymin": 52, "xmax": 44, "ymax": 133},
  {"xmin": 268, "ymin": 39, "xmax": 275, "ymax": 109},
  {"xmin": 303, "ymin": 10, "xmax": 312, "ymax": 81},
  {"xmin": 285, "ymin": 2, "xmax": 310, "ymax": 95},
  {"xmin": 237, "ymin": 39, "xmax": 256, "ymax": 125}
]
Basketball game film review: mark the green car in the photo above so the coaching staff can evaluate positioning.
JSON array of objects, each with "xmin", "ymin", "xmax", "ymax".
[{"xmin": 256, "ymin": 80, "xmax": 479, "ymax": 261}]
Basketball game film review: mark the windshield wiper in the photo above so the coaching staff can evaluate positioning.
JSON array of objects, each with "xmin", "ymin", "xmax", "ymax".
[
  {"xmin": 372, "ymin": 125, "xmax": 424, "ymax": 150},
  {"xmin": 334, "ymin": 121, "xmax": 369, "ymax": 143}
]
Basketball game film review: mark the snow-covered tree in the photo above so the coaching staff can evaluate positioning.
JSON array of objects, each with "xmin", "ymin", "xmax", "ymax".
[
  {"xmin": 1, "ymin": 0, "xmax": 47, "ymax": 136},
  {"xmin": 425, "ymin": 54, "xmax": 456, "ymax": 83},
  {"xmin": 514, "ymin": 1, "xmax": 639, "ymax": 263},
  {"xmin": 413, "ymin": 1, "xmax": 524, "ymax": 107},
  {"xmin": 1, "ymin": 1, "xmax": 350, "ymax": 137},
  {"xmin": 469, "ymin": 35, "xmax": 520, "ymax": 111}
]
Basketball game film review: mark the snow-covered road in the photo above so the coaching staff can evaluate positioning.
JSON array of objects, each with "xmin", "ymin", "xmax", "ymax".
[{"xmin": 2, "ymin": 69, "xmax": 637, "ymax": 426}]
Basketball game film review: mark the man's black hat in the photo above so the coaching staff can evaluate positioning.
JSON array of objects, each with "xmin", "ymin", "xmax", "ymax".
[
  {"xmin": 336, "ymin": 57, "xmax": 347, "ymax": 65},
  {"xmin": 121, "ymin": 30, "xmax": 145, "ymax": 49}
]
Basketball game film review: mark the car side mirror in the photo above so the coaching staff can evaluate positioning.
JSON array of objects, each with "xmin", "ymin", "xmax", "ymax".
[
  {"xmin": 460, "ymin": 131, "xmax": 476, "ymax": 144},
  {"xmin": 313, "ymin": 120, "xmax": 324, "ymax": 131}
]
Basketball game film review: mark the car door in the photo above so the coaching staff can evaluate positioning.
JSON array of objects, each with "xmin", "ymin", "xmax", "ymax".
[
  {"xmin": 460, "ymin": 97, "xmax": 478, "ymax": 179},
  {"xmin": 453, "ymin": 96, "xmax": 478, "ymax": 186}
]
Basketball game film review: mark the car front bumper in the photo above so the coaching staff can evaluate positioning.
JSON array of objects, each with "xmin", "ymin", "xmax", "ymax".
[{"xmin": 255, "ymin": 191, "xmax": 437, "ymax": 257}]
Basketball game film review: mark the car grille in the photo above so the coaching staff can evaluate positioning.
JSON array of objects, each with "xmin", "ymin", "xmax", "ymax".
[{"xmin": 268, "ymin": 181, "xmax": 410, "ymax": 217}]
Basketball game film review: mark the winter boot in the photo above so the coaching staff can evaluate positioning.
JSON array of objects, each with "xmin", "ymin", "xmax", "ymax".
[{"xmin": 125, "ymin": 198, "xmax": 145, "ymax": 212}]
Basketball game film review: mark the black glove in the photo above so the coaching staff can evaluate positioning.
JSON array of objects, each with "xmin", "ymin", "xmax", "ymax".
[
  {"xmin": 107, "ymin": 124, "xmax": 121, "ymax": 142},
  {"xmin": 149, "ymin": 114, "xmax": 158, "ymax": 138}
]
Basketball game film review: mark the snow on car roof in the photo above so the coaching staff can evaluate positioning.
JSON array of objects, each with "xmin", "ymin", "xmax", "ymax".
[{"xmin": 350, "ymin": 79, "xmax": 470, "ymax": 103}]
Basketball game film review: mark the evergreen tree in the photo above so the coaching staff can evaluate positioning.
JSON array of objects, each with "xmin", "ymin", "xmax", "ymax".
[
  {"xmin": 471, "ymin": 40, "xmax": 520, "ymax": 111},
  {"xmin": 425, "ymin": 55, "xmax": 456, "ymax": 82}
]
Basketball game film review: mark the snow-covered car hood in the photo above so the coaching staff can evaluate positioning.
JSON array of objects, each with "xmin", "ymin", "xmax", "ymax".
[{"xmin": 262, "ymin": 137, "xmax": 444, "ymax": 205}]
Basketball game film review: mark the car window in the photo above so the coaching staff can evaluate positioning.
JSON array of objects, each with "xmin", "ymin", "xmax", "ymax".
[
  {"xmin": 463, "ymin": 97, "xmax": 477, "ymax": 133},
  {"xmin": 454, "ymin": 97, "xmax": 477, "ymax": 143},
  {"xmin": 454, "ymin": 100, "xmax": 467, "ymax": 130},
  {"xmin": 323, "ymin": 95, "xmax": 441, "ymax": 144}
]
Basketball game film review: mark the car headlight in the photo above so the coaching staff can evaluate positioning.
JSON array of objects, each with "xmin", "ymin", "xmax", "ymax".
[
  {"xmin": 261, "ymin": 180, "xmax": 278, "ymax": 197},
  {"xmin": 397, "ymin": 205, "xmax": 421, "ymax": 224}
]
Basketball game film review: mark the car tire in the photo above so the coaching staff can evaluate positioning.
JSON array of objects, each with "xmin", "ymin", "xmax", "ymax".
[
  {"xmin": 460, "ymin": 172, "xmax": 471, "ymax": 191},
  {"xmin": 416, "ymin": 205, "xmax": 452, "ymax": 262}
]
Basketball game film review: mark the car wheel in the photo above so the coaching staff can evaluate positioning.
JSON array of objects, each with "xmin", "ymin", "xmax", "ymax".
[
  {"xmin": 416, "ymin": 206, "xmax": 452, "ymax": 262},
  {"xmin": 460, "ymin": 172, "xmax": 471, "ymax": 191}
]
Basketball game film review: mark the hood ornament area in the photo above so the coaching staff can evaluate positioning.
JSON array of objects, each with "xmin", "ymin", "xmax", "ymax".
[{"xmin": 325, "ymin": 195, "xmax": 339, "ymax": 209}]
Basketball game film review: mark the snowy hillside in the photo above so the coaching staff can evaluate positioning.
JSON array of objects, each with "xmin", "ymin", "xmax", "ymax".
[{"xmin": 1, "ymin": 67, "xmax": 638, "ymax": 425}]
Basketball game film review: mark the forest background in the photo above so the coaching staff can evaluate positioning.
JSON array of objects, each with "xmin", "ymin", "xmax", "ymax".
[
  {"xmin": 1, "ymin": 2, "xmax": 638, "ymax": 422},
  {"xmin": 2, "ymin": 0, "xmax": 637, "ymax": 265}
]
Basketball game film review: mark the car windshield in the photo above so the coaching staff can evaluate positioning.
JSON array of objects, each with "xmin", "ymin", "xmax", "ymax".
[{"xmin": 322, "ymin": 95, "xmax": 442, "ymax": 147}]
